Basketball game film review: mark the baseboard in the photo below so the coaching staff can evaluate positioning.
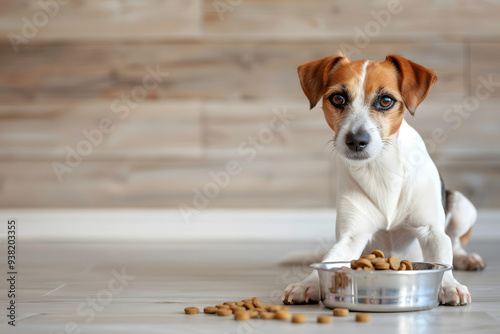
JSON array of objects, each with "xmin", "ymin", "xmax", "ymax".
[{"xmin": 0, "ymin": 209, "xmax": 498, "ymax": 243}]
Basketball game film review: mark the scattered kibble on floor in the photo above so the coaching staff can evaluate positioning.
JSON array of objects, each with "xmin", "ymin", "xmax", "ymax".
[{"xmin": 183, "ymin": 297, "xmax": 372, "ymax": 324}]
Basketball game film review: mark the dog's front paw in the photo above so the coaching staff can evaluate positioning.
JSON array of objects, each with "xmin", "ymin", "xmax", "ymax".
[
  {"xmin": 282, "ymin": 281, "xmax": 320, "ymax": 305},
  {"xmin": 453, "ymin": 253, "xmax": 486, "ymax": 271},
  {"xmin": 439, "ymin": 283, "xmax": 471, "ymax": 306}
]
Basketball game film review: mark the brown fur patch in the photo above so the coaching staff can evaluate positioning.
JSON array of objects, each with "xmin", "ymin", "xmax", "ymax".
[
  {"xmin": 460, "ymin": 227, "xmax": 473, "ymax": 245},
  {"xmin": 322, "ymin": 60, "xmax": 366, "ymax": 134},
  {"xmin": 364, "ymin": 61, "xmax": 406, "ymax": 138}
]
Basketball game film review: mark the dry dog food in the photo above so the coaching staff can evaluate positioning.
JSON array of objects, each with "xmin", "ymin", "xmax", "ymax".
[
  {"xmin": 203, "ymin": 306, "xmax": 218, "ymax": 314},
  {"xmin": 184, "ymin": 307, "xmax": 199, "ymax": 315},
  {"xmin": 350, "ymin": 251, "xmax": 413, "ymax": 271},
  {"xmin": 356, "ymin": 313, "xmax": 371, "ymax": 322},
  {"xmin": 275, "ymin": 310, "xmax": 291, "ymax": 320},
  {"xmin": 401, "ymin": 259, "xmax": 413, "ymax": 270},
  {"xmin": 260, "ymin": 312, "xmax": 275, "ymax": 319},
  {"xmin": 184, "ymin": 296, "xmax": 373, "ymax": 326},
  {"xmin": 388, "ymin": 255, "xmax": 401, "ymax": 270},
  {"xmin": 234, "ymin": 311, "xmax": 250, "ymax": 321},
  {"xmin": 375, "ymin": 262, "xmax": 390, "ymax": 270},
  {"xmin": 317, "ymin": 315, "xmax": 333, "ymax": 323},
  {"xmin": 217, "ymin": 308, "xmax": 233, "ymax": 316},
  {"xmin": 190, "ymin": 297, "xmax": 291, "ymax": 321},
  {"xmin": 333, "ymin": 308, "xmax": 349, "ymax": 316},
  {"xmin": 252, "ymin": 297, "xmax": 265, "ymax": 309},
  {"xmin": 291, "ymin": 314, "xmax": 307, "ymax": 323},
  {"xmin": 248, "ymin": 310, "xmax": 259, "ymax": 318}
]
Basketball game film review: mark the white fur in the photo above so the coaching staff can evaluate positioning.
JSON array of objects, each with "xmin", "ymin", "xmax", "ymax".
[{"xmin": 282, "ymin": 67, "xmax": 482, "ymax": 306}]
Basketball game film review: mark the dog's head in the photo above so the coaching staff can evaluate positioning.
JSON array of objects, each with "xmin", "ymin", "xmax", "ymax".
[{"xmin": 298, "ymin": 54, "xmax": 437, "ymax": 161}]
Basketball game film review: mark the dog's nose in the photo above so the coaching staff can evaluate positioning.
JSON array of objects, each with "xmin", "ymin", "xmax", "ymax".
[{"xmin": 345, "ymin": 131, "xmax": 370, "ymax": 152}]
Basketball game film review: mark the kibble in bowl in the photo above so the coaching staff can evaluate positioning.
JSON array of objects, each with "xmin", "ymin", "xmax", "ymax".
[{"xmin": 311, "ymin": 253, "xmax": 452, "ymax": 312}]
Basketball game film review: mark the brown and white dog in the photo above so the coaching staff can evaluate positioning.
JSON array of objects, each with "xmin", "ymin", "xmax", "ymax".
[{"xmin": 282, "ymin": 54, "xmax": 486, "ymax": 306}]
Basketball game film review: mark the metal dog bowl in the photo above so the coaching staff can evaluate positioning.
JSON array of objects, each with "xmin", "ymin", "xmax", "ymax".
[{"xmin": 311, "ymin": 261, "xmax": 452, "ymax": 312}]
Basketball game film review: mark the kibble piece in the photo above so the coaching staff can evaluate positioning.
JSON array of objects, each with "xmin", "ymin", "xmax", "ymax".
[
  {"xmin": 375, "ymin": 262, "xmax": 391, "ymax": 270},
  {"xmin": 363, "ymin": 266, "xmax": 375, "ymax": 271},
  {"xmin": 351, "ymin": 259, "xmax": 359, "ymax": 268},
  {"xmin": 356, "ymin": 313, "xmax": 371, "ymax": 322},
  {"xmin": 203, "ymin": 306, "xmax": 218, "ymax": 314},
  {"xmin": 260, "ymin": 312, "xmax": 275, "ymax": 319},
  {"xmin": 357, "ymin": 258, "xmax": 374, "ymax": 269},
  {"xmin": 333, "ymin": 308, "xmax": 349, "ymax": 316},
  {"xmin": 317, "ymin": 315, "xmax": 333, "ymax": 323},
  {"xmin": 224, "ymin": 302, "xmax": 236, "ymax": 306},
  {"xmin": 401, "ymin": 260, "xmax": 413, "ymax": 270},
  {"xmin": 371, "ymin": 250, "xmax": 385, "ymax": 258},
  {"xmin": 275, "ymin": 310, "xmax": 291, "ymax": 320},
  {"xmin": 371, "ymin": 257, "xmax": 387, "ymax": 265},
  {"xmin": 279, "ymin": 306, "xmax": 290, "ymax": 312},
  {"xmin": 252, "ymin": 297, "xmax": 264, "ymax": 308},
  {"xmin": 243, "ymin": 301, "xmax": 255, "ymax": 310},
  {"xmin": 248, "ymin": 310, "xmax": 259, "ymax": 318},
  {"xmin": 266, "ymin": 305, "xmax": 281, "ymax": 312},
  {"xmin": 234, "ymin": 311, "xmax": 250, "ymax": 321},
  {"xmin": 216, "ymin": 304, "xmax": 230, "ymax": 309},
  {"xmin": 235, "ymin": 301, "xmax": 244, "ymax": 307},
  {"xmin": 388, "ymin": 255, "xmax": 401, "ymax": 271},
  {"xmin": 217, "ymin": 308, "xmax": 233, "ymax": 316},
  {"xmin": 185, "ymin": 307, "xmax": 199, "ymax": 315},
  {"xmin": 398, "ymin": 263, "xmax": 407, "ymax": 271},
  {"xmin": 356, "ymin": 267, "xmax": 363, "ymax": 271},
  {"xmin": 292, "ymin": 314, "xmax": 307, "ymax": 323},
  {"xmin": 362, "ymin": 254, "xmax": 376, "ymax": 260}
]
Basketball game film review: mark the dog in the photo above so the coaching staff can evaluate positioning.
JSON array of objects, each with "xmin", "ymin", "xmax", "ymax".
[{"xmin": 282, "ymin": 53, "xmax": 486, "ymax": 306}]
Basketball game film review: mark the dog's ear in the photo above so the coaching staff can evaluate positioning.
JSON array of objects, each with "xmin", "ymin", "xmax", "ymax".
[
  {"xmin": 385, "ymin": 55, "xmax": 437, "ymax": 115},
  {"xmin": 297, "ymin": 54, "xmax": 346, "ymax": 109}
]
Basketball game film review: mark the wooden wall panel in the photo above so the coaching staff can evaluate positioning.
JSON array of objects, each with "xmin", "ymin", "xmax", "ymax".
[
  {"xmin": 204, "ymin": 102, "xmax": 333, "ymax": 159},
  {"xmin": 0, "ymin": 0, "xmax": 201, "ymax": 42},
  {"xmin": 0, "ymin": 159, "xmax": 332, "ymax": 208},
  {"xmin": 405, "ymin": 97, "xmax": 500, "ymax": 159},
  {"xmin": 0, "ymin": 0, "xmax": 499, "ymax": 42},
  {"xmin": 0, "ymin": 101, "xmax": 203, "ymax": 160},
  {"xmin": 0, "ymin": 41, "xmax": 464, "ymax": 102},
  {"xmin": 203, "ymin": 0, "xmax": 500, "ymax": 40},
  {"xmin": 470, "ymin": 43, "xmax": 500, "ymax": 98}
]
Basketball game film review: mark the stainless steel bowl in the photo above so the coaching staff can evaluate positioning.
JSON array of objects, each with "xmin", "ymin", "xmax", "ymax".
[{"xmin": 311, "ymin": 261, "xmax": 452, "ymax": 312}]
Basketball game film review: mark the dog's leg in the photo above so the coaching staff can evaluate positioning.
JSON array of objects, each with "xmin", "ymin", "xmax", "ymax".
[
  {"xmin": 282, "ymin": 229, "xmax": 370, "ymax": 305},
  {"xmin": 445, "ymin": 190, "xmax": 486, "ymax": 271},
  {"xmin": 417, "ymin": 225, "xmax": 471, "ymax": 305}
]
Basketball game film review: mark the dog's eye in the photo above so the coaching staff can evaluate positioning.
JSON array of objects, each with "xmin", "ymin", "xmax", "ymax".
[
  {"xmin": 329, "ymin": 93, "xmax": 346, "ymax": 107},
  {"xmin": 377, "ymin": 95, "xmax": 395, "ymax": 110}
]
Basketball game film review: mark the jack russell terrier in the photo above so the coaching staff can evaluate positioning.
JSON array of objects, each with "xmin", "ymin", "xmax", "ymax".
[{"xmin": 282, "ymin": 54, "xmax": 486, "ymax": 306}]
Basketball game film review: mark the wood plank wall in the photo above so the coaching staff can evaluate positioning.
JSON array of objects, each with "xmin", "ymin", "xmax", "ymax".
[{"xmin": 0, "ymin": 0, "xmax": 499, "ymax": 209}]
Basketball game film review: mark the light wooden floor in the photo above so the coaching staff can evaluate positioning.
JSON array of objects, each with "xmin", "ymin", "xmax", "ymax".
[{"xmin": 7, "ymin": 239, "xmax": 500, "ymax": 333}]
